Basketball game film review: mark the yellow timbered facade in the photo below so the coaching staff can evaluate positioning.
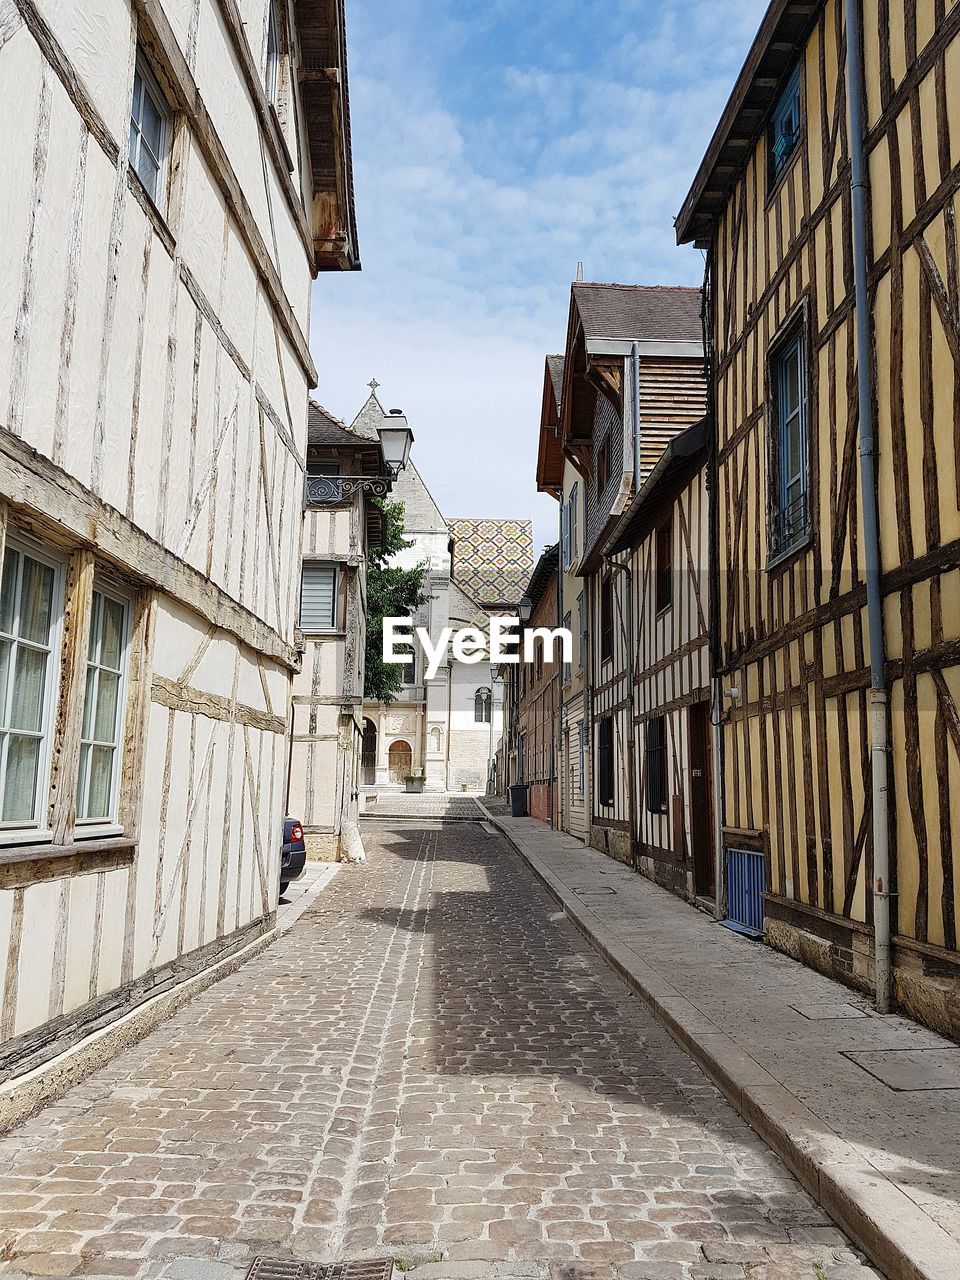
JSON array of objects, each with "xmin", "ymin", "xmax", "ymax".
[{"xmin": 678, "ymin": 0, "xmax": 960, "ymax": 1035}]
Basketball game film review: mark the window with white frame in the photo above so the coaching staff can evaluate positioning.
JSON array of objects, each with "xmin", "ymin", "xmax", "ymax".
[
  {"xmin": 0, "ymin": 542, "xmax": 62, "ymax": 829},
  {"xmin": 562, "ymin": 611, "xmax": 572, "ymax": 686},
  {"xmin": 265, "ymin": 0, "xmax": 281, "ymax": 105},
  {"xmin": 475, "ymin": 687, "xmax": 491, "ymax": 724},
  {"xmin": 129, "ymin": 50, "xmax": 171, "ymax": 209},
  {"xmin": 300, "ymin": 563, "xmax": 338, "ymax": 632},
  {"xmin": 76, "ymin": 587, "xmax": 130, "ymax": 825}
]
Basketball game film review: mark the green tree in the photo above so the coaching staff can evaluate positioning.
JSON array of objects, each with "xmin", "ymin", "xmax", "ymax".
[{"xmin": 364, "ymin": 500, "xmax": 427, "ymax": 703}]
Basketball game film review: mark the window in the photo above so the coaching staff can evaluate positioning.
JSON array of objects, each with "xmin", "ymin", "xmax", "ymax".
[
  {"xmin": 77, "ymin": 587, "xmax": 130, "ymax": 824},
  {"xmin": 402, "ymin": 658, "xmax": 416, "ymax": 687},
  {"xmin": 130, "ymin": 51, "xmax": 170, "ymax": 209},
  {"xmin": 577, "ymin": 591, "xmax": 586, "ymax": 672},
  {"xmin": 300, "ymin": 564, "xmax": 337, "ymax": 631},
  {"xmin": 535, "ymin": 640, "xmax": 543, "ymax": 682},
  {"xmin": 599, "ymin": 576, "xmax": 613, "ymax": 664},
  {"xmin": 768, "ymin": 65, "xmax": 801, "ymax": 187},
  {"xmin": 265, "ymin": 0, "xmax": 281, "ymax": 105},
  {"xmin": 597, "ymin": 716, "xmax": 614, "ymax": 807},
  {"xmin": 578, "ymin": 722, "xmax": 585, "ymax": 796},
  {"xmin": 770, "ymin": 326, "xmax": 809, "ymax": 559},
  {"xmin": 562, "ymin": 612, "xmax": 571, "ymax": 686},
  {"xmin": 561, "ymin": 484, "xmax": 579, "ymax": 571},
  {"xmin": 475, "ymin": 687, "xmax": 491, "ymax": 723},
  {"xmin": 305, "ymin": 460, "xmax": 342, "ymax": 503},
  {"xmin": 0, "ymin": 542, "xmax": 62, "ymax": 828},
  {"xmin": 596, "ymin": 435, "xmax": 610, "ymax": 494},
  {"xmin": 645, "ymin": 716, "xmax": 668, "ymax": 814},
  {"xmin": 655, "ymin": 520, "xmax": 673, "ymax": 612}
]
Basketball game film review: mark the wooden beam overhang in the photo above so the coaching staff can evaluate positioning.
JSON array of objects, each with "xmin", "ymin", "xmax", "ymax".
[
  {"xmin": 675, "ymin": 0, "xmax": 823, "ymax": 245},
  {"xmin": 296, "ymin": 0, "xmax": 360, "ymax": 271},
  {"xmin": 536, "ymin": 356, "xmax": 565, "ymax": 495}
]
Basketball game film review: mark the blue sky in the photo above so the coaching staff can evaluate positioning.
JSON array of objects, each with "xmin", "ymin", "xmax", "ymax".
[{"xmin": 309, "ymin": 0, "xmax": 769, "ymax": 553}]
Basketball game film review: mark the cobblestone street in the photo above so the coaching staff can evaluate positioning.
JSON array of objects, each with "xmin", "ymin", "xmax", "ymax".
[{"xmin": 0, "ymin": 821, "xmax": 881, "ymax": 1280}]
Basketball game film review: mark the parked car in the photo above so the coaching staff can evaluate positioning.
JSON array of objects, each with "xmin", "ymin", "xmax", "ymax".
[{"xmin": 280, "ymin": 817, "xmax": 306, "ymax": 896}]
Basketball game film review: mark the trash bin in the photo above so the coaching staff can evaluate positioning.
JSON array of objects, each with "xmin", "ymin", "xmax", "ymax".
[{"xmin": 509, "ymin": 783, "xmax": 529, "ymax": 817}]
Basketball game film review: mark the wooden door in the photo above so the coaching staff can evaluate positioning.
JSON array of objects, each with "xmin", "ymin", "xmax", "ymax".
[
  {"xmin": 688, "ymin": 701, "xmax": 714, "ymax": 898},
  {"xmin": 388, "ymin": 740, "xmax": 412, "ymax": 783}
]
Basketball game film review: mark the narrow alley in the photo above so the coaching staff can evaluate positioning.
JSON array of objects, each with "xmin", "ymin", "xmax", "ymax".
[{"xmin": 0, "ymin": 819, "xmax": 878, "ymax": 1280}]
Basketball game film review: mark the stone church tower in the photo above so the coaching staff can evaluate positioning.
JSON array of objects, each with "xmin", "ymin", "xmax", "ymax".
[{"xmin": 356, "ymin": 387, "xmax": 533, "ymax": 792}]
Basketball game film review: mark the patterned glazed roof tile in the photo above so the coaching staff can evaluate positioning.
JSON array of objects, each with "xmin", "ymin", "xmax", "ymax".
[{"xmin": 449, "ymin": 518, "xmax": 534, "ymax": 608}]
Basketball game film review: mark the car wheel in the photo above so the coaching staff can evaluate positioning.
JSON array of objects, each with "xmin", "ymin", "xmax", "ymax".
[{"xmin": 279, "ymin": 881, "xmax": 289, "ymax": 896}]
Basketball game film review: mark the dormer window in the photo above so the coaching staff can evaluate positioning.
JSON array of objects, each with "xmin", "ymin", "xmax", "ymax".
[{"xmin": 768, "ymin": 65, "xmax": 801, "ymax": 187}]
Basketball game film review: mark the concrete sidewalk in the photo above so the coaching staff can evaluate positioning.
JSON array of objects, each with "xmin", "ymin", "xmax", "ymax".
[{"xmin": 482, "ymin": 808, "xmax": 960, "ymax": 1280}]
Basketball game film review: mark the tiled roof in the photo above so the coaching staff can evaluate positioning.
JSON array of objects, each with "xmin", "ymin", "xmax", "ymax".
[
  {"xmin": 572, "ymin": 283, "xmax": 703, "ymax": 344},
  {"xmin": 449, "ymin": 518, "xmax": 534, "ymax": 608},
  {"xmin": 546, "ymin": 355, "xmax": 565, "ymax": 407},
  {"xmin": 308, "ymin": 401, "xmax": 363, "ymax": 448}
]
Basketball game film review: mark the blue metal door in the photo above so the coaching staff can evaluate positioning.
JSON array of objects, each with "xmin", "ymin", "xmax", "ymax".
[{"xmin": 724, "ymin": 847, "xmax": 765, "ymax": 936}]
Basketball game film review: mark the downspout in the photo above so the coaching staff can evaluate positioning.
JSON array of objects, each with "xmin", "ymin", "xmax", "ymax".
[
  {"xmin": 846, "ymin": 0, "xmax": 891, "ymax": 1013},
  {"xmin": 703, "ymin": 248, "xmax": 725, "ymax": 920},
  {"xmin": 631, "ymin": 341, "xmax": 641, "ymax": 493}
]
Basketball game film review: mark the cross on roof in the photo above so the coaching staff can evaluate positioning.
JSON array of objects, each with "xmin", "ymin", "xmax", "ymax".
[{"xmin": 367, "ymin": 377, "xmax": 380, "ymax": 392}]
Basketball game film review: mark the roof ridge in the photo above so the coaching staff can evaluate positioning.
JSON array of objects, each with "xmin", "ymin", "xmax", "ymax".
[{"xmin": 573, "ymin": 282, "xmax": 700, "ymax": 292}]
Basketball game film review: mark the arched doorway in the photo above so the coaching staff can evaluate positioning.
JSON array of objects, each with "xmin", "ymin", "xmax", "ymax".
[
  {"xmin": 361, "ymin": 719, "xmax": 377, "ymax": 785},
  {"xmin": 388, "ymin": 739, "xmax": 412, "ymax": 783}
]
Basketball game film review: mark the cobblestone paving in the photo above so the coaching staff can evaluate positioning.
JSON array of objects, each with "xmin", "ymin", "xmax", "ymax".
[
  {"xmin": 0, "ymin": 821, "xmax": 882, "ymax": 1280},
  {"xmin": 361, "ymin": 793, "xmax": 483, "ymax": 820}
]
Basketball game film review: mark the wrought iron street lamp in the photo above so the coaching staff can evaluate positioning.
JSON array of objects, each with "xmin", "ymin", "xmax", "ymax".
[{"xmin": 304, "ymin": 408, "xmax": 414, "ymax": 506}]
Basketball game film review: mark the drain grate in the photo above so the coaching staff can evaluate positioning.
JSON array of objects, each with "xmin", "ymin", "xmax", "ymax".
[{"xmin": 246, "ymin": 1260, "xmax": 394, "ymax": 1280}]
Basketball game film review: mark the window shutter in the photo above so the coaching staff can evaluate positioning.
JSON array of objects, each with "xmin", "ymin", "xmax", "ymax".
[{"xmin": 300, "ymin": 564, "xmax": 337, "ymax": 630}]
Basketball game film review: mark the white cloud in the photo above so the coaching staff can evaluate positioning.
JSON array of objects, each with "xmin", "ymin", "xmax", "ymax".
[{"xmin": 309, "ymin": 0, "xmax": 768, "ymax": 552}]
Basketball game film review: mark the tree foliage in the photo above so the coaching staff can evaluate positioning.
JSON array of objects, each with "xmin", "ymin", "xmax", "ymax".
[{"xmin": 364, "ymin": 500, "xmax": 427, "ymax": 703}]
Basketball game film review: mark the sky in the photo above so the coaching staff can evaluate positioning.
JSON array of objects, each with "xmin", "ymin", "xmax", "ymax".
[{"xmin": 309, "ymin": 0, "xmax": 770, "ymax": 555}]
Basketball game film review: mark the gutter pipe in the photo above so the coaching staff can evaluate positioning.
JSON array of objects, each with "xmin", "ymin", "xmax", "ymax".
[{"xmin": 846, "ymin": 0, "xmax": 892, "ymax": 1013}]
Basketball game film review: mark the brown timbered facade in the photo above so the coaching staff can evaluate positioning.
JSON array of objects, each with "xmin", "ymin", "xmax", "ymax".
[
  {"xmin": 556, "ymin": 283, "xmax": 706, "ymax": 862},
  {"xmin": 604, "ymin": 424, "xmax": 713, "ymax": 902},
  {"xmin": 678, "ymin": 0, "xmax": 960, "ymax": 1035}
]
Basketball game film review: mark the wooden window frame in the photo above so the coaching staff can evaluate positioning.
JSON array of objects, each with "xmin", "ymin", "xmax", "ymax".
[
  {"xmin": 0, "ymin": 515, "xmax": 151, "ymax": 862},
  {"xmin": 767, "ymin": 311, "xmax": 811, "ymax": 568},
  {"xmin": 130, "ymin": 48, "xmax": 172, "ymax": 214},
  {"xmin": 645, "ymin": 715, "xmax": 668, "ymax": 814},
  {"xmin": 655, "ymin": 519, "xmax": 673, "ymax": 614},
  {"xmin": 599, "ymin": 575, "xmax": 614, "ymax": 666},
  {"xmin": 766, "ymin": 63, "xmax": 803, "ymax": 197},
  {"xmin": 597, "ymin": 715, "xmax": 614, "ymax": 808},
  {"xmin": 75, "ymin": 580, "xmax": 133, "ymax": 834},
  {"xmin": 0, "ymin": 536, "xmax": 66, "ymax": 844},
  {"xmin": 299, "ymin": 562, "xmax": 339, "ymax": 634}
]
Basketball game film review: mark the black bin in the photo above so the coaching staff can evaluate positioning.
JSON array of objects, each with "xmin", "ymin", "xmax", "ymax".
[{"xmin": 509, "ymin": 783, "xmax": 529, "ymax": 817}]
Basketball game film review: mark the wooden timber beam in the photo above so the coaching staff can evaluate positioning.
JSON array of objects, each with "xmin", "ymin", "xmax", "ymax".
[{"xmin": 0, "ymin": 429, "xmax": 300, "ymax": 671}]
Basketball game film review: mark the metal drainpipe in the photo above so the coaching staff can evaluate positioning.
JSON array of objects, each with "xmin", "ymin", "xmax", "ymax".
[
  {"xmin": 702, "ymin": 248, "xmax": 726, "ymax": 921},
  {"xmin": 631, "ymin": 342, "xmax": 641, "ymax": 493},
  {"xmin": 846, "ymin": 0, "xmax": 891, "ymax": 1013}
]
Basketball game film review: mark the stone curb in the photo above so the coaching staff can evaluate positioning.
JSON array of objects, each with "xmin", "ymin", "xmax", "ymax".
[{"xmin": 481, "ymin": 807, "xmax": 960, "ymax": 1280}]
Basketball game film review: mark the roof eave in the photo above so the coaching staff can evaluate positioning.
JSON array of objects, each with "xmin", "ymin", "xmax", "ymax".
[
  {"xmin": 604, "ymin": 420, "xmax": 708, "ymax": 556},
  {"xmin": 675, "ymin": 0, "xmax": 822, "ymax": 245}
]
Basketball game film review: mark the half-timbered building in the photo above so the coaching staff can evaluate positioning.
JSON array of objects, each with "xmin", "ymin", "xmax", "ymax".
[
  {"xmin": 556, "ymin": 283, "xmax": 706, "ymax": 863},
  {"xmin": 603, "ymin": 423, "xmax": 714, "ymax": 903},
  {"xmin": 677, "ymin": 0, "xmax": 960, "ymax": 1035},
  {"xmin": 536, "ymin": 355, "xmax": 590, "ymax": 842},
  {"xmin": 288, "ymin": 402, "xmax": 390, "ymax": 862},
  {"xmin": 0, "ymin": 0, "xmax": 356, "ymax": 1098}
]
